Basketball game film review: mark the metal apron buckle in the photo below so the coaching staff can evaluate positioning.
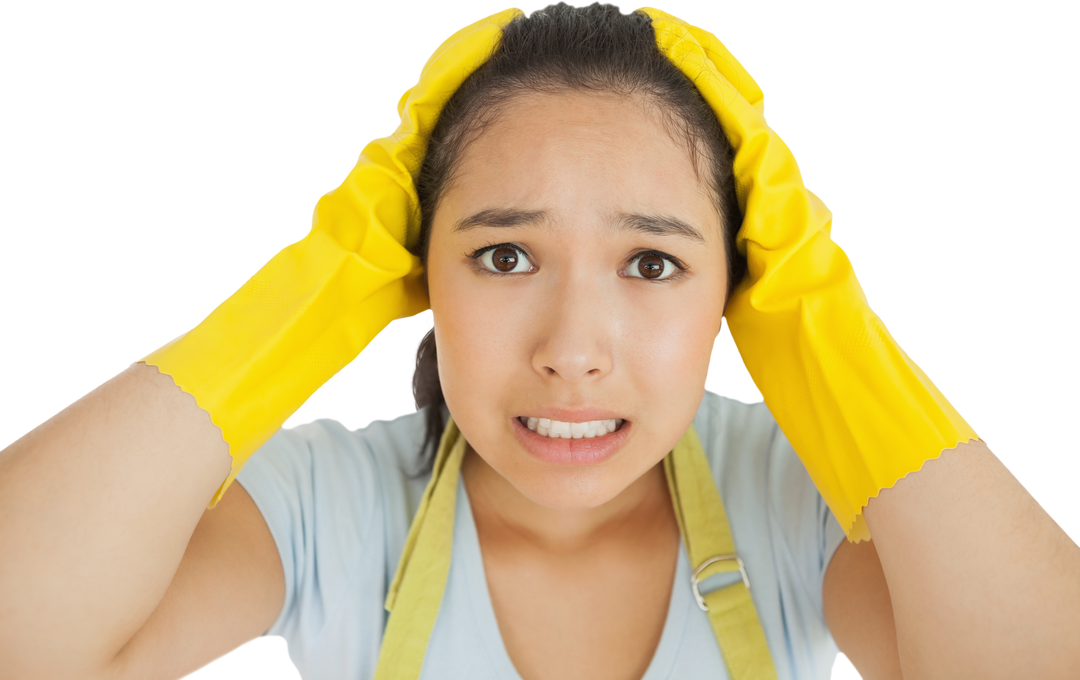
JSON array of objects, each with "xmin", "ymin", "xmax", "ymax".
[{"xmin": 691, "ymin": 554, "xmax": 751, "ymax": 612}]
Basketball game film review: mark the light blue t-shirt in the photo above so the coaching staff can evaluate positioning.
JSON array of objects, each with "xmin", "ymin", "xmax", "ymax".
[{"xmin": 236, "ymin": 391, "xmax": 848, "ymax": 679}]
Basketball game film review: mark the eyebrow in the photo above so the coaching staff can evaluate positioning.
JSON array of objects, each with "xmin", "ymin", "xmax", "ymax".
[{"xmin": 452, "ymin": 207, "xmax": 706, "ymax": 244}]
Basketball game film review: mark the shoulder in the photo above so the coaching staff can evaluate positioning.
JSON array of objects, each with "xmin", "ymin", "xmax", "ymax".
[
  {"xmin": 692, "ymin": 390, "xmax": 847, "ymax": 631},
  {"xmin": 692, "ymin": 389, "xmax": 841, "ymax": 545},
  {"xmin": 233, "ymin": 409, "xmax": 433, "ymax": 651},
  {"xmin": 692, "ymin": 390, "xmax": 817, "ymax": 507},
  {"xmin": 237, "ymin": 409, "xmax": 431, "ymax": 527},
  {"xmin": 692, "ymin": 390, "xmax": 781, "ymax": 464},
  {"xmin": 692, "ymin": 390, "xmax": 794, "ymax": 506}
]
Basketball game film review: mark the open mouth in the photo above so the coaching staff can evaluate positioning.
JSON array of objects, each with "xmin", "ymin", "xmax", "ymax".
[
  {"xmin": 517, "ymin": 416, "xmax": 626, "ymax": 439},
  {"xmin": 511, "ymin": 413, "xmax": 632, "ymax": 466}
]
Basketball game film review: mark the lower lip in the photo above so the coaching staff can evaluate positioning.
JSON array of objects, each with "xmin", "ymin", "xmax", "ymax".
[{"xmin": 511, "ymin": 417, "xmax": 632, "ymax": 466}]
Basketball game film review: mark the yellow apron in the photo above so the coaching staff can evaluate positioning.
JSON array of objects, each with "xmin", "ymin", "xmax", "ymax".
[{"xmin": 375, "ymin": 419, "xmax": 777, "ymax": 680}]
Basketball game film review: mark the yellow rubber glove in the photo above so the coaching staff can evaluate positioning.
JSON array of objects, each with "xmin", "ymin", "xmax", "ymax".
[
  {"xmin": 143, "ymin": 9, "xmax": 524, "ymax": 507},
  {"xmin": 642, "ymin": 8, "xmax": 977, "ymax": 541}
]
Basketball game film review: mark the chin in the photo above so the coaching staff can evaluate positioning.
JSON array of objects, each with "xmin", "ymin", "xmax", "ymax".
[{"xmin": 506, "ymin": 464, "xmax": 640, "ymax": 510}]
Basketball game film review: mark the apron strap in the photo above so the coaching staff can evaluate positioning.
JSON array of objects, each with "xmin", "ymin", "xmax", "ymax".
[
  {"xmin": 377, "ymin": 419, "xmax": 778, "ymax": 679},
  {"xmin": 664, "ymin": 427, "xmax": 779, "ymax": 680},
  {"xmin": 376, "ymin": 421, "xmax": 466, "ymax": 680}
]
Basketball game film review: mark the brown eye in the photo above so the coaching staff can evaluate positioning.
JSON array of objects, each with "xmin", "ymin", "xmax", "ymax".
[
  {"xmin": 637, "ymin": 254, "xmax": 665, "ymax": 279},
  {"xmin": 624, "ymin": 252, "xmax": 680, "ymax": 281},
  {"xmin": 475, "ymin": 243, "xmax": 682, "ymax": 282},
  {"xmin": 492, "ymin": 246, "xmax": 519, "ymax": 272},
  {"xmin": 477, "ymin": 245, "xmax": 531, "ymax": 276}
]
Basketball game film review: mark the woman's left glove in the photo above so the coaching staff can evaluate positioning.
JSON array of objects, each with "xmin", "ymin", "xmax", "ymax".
[{"xmin": 643, "ymin": 8, "xmax": 978, "ymax": 541}]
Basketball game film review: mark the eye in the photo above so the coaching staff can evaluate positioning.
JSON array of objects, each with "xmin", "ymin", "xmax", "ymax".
[
  {"xmin": 473, "ymin": 245, "xmax": 531, "ymax": 276},
  {"xmin": 626, "ymin": 250, "xmax": 682, "ymax": 282},
  {"xmin": 468, "ymin": 243, "xmax": 686, "ymax": 282}
]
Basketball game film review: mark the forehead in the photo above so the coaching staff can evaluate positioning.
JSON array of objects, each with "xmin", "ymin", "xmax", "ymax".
[
  {"xmin": 449, "ymin": 90, "xmax": 701, "ymax": 191},
  {"xmin": 437, "ymin": 91, "xmax": 720, "ymax": 237}
]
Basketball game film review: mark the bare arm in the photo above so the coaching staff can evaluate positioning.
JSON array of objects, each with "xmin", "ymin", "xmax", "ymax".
[
  {"xmin": 108, "ymin": 479, "xmax": 284, "ymax": 680},
  {"xmin": 824, "ymin": 539, "xmax": 903, "ymax": 680},
  {"xmin": 864, "ymin": 440, "xmax": 1080, "ymax": 678},
  {"xmin": 0, "ymin": 362, "xmax": 280, "ymax": 679}
]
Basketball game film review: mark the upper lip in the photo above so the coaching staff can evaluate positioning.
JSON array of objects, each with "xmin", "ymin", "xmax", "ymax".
[{"xmin": 516, "ymin": 408, "xmax": 625, "ymax": 422}]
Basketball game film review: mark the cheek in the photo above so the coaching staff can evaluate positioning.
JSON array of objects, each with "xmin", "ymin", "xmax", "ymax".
[
  {"xmin": 426, "ymin": 248, "xmax": 532, "ymax": 419},
  {"xmin": 615, "ymin": 277, "xmax": 723, "ymax": 424},
  {"xmin": 432, "ymin": 282, "xmax": 513, "ymax": 379},
  {"xmin": 430, "ymin": 250, "xmax": 722, "ymax": 412},
  {"xmin": 426, "ymin": 234, "xmax": 726, "ymax": 508}
]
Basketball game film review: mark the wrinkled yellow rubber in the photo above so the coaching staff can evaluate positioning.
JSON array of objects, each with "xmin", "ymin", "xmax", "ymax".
[
  {"xmin": 143, "ymin": 8, "xmax": 523, "ymax": 506},
  {"xmin": 144, "ymin": 2, "xmax": 976, "ymax": 536},
  {"xmin": 641, "ymin": 7, "xmax": 977, "ymax": 540}
]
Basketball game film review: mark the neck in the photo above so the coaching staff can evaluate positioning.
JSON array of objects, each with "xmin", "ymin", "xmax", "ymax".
[{"xmin": 461, "ymin": 445, "xmax": 673, "ymax": 553}]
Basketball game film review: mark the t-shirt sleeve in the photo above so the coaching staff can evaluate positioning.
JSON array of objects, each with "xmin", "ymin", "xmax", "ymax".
[
  {"xmin": 766, "ymin": 426, "xmax": 849, "ymax": 616},
  {"xmin": 761, "ymin": 424, "xmax": 848, "ymax": 677},
  {"xmin": 234, "ymin": 420, "xmax": 382, "ymax": 644}
]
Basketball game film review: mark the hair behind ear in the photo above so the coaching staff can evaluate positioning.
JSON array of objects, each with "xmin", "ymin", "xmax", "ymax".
[{"xmin": 412, "ymin": 328, "xmax": 446, "ymax": 470}]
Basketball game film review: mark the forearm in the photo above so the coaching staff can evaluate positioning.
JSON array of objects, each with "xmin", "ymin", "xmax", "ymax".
[
  {"xmin": 0, "ymin": 362, "xmax": 232, "ymax": 679},
  {"xmin": 864, "ymin": 440, "xmax": 1080, "ymax": 679}
]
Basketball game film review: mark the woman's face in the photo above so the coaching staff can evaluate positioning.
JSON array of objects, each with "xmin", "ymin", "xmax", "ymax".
[{"xmin": 427, "ymin": 91, "xmax": 728, "ymax": 509}]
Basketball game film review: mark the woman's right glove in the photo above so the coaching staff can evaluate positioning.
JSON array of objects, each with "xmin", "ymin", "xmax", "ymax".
[{"xmin": 142, "ymin": 9, "xmax": 524, "ymax": 507}]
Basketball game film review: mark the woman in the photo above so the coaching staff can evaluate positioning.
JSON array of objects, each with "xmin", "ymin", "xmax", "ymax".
[{"xmin": 0, "ymin": 4, "xmax": 1077, "ymax": 680}]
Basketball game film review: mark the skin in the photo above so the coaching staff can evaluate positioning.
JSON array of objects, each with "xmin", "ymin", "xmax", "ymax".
[
  {"xmin": 0, "ymin": 89, "xmax": 1076, "ymax": 680},
  {"xmin": 427, "ymin": 90, "xmax": 726, "ymax": 678},
  {"xmin": 428, "ymin": 90, "xmax": 726, "ymax": 511},
  {"xmin": 429, "ymin": 89, "xmax": 1080, "ymax": 679}
]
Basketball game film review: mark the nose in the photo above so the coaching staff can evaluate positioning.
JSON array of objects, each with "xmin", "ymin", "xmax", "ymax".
[{"xmin": 529, "ymin": 276, "xmax": 617, "ymax": 384}]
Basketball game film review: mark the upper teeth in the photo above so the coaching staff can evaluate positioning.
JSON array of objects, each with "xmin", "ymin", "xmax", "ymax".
[{"xmin": 524, "ymin": 417, "xmax": 623, "ymax": 439}]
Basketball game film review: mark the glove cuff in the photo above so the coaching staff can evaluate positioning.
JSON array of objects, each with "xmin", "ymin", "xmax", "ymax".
[{"xmin": 143, "ymin": 229, "xmax": 426, "ymax": 506}]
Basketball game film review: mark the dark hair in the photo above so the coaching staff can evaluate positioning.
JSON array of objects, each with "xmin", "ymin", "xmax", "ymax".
[{"xmin": 410, "ymin": 2, "xmax": 745, "ymax": 466}]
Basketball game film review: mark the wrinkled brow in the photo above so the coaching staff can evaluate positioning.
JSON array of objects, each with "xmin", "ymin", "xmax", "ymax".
[{"xmin": 452, "ymin": 207, "xmax": 705, "ymax": 244}]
